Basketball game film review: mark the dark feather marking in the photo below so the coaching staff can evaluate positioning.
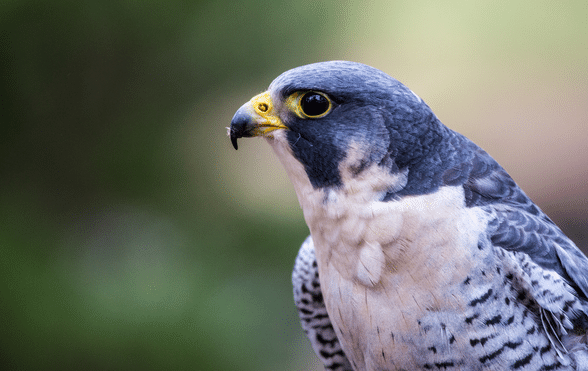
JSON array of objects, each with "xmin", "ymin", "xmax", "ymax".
[
  {"xmin": 465, "ymin": 313, "xmax": 480, "ymax": 325},
  {"xmin": 512, "ymin": 353, "xmax": 533, "ymax": 369},
  {"xmin": 470, "ymin": 335, "xmax": 492, "ymax": 347},
  {"xmin": 540, "ymin": 343, "xmax": 552, "ymax": 355},
  {"xmin": 484, "ymin": 314, "xmax": 502, "ymax": 326},
  {"xmin": 434, "ymin": 361, "xmax": 455, "ymax": 369},
  {"xmin": 504, "ymin": 340, "xmax": 522, "ymax": 349},
  {"xmin": 479, "ymin": 346, "xmax": 504, "ymax": 363},
  {"xmin": 541, "ymin": 362, "xmax": 561, "ymax": 371},
  {"xmin": 526, "ymin": 326, "xmax": 537, "ymax": 335},
  {"xmin": 469, "ymin": 289, "xmax": 493, "ymax": 307}
]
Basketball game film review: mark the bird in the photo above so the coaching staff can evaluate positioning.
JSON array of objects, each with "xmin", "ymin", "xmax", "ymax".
[{"xmin": 228, "ymin": 61, "xmax": 588, "ymax": 370}]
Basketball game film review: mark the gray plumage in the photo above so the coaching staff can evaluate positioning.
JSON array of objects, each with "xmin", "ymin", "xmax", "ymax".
[{"xmin": 230, "ymin": 61, "xmax": 588, "ymax": 370}]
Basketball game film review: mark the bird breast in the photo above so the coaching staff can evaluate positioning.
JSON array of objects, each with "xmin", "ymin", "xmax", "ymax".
[
  {"xmin": 267, "ymin": 132, "xmax": 493, "ymax": 369},
  {"xmin": 312, "ymin": 185, "xmax": 492, "ymax": 370}
]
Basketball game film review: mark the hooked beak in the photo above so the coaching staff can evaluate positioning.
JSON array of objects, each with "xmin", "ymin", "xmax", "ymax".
[
  {"xmin": 228, "ymin": 92, "xmax": 288, "ymax": 150},
  {"xmin": 229, "ymin": 104, "xmax": 257, "ymax": 150}
]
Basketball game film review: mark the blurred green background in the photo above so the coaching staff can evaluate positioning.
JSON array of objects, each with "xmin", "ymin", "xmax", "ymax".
[{"xmin": 1, "ymin": 1, "xmax": 587, "ymax": 370}]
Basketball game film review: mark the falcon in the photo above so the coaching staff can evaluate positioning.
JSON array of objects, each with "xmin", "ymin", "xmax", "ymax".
[{"xmin": 228, "ymin": 61, "xmax": 588, "ymax": 370}]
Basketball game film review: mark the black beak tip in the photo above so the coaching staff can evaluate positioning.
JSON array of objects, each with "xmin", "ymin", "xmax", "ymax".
[
  {"xmin": 229, "ymin": 108, "xmax": 255, "ymax": 151},
  {"xmin": 230, "ymin": 132, "xmax": 239, "ymax": 150}
]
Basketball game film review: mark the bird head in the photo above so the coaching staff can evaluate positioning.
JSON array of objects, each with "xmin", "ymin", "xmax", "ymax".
[{"xmin": 229, "ymin": 61, "xmax": 452, "ymax": 200}]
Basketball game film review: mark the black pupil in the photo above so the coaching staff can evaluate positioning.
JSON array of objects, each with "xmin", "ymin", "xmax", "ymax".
[{"xmin": 301, "ymin": 93, "xmax": 329, "ymax": 116}]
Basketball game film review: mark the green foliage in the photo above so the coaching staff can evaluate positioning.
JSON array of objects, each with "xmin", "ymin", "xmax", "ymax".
[{"xmin": 1, "ymin": 0, "xmax": 320, "ymax": 369}]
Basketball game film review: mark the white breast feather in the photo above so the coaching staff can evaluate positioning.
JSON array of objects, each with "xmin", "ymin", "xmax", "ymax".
[{"xmin": 266, "ymin": 132, "xmax": 492, "ymax": 370}]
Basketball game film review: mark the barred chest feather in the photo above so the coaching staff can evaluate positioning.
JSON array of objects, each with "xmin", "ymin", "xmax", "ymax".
[{"xmin": 268, "ymin": 134, "xmax": 574, "ymax": 370}]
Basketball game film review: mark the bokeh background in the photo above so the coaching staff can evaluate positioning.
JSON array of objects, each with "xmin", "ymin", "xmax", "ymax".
[{"xmin": 1, "ymin": 1, "xmax": 587, "ymax": 370}]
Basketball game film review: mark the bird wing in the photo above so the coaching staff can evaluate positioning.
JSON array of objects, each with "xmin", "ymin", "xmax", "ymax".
[
  {"xmin": 463, "ymin": 146, "xmax": 588, "ymax": 356},
  {"xmin": 463, "ymin": 146, "xmax": 588, "ymax": 299},
  {"xmin": 292, "ymin": 236, "xmax": 353, "ymax": 371}
]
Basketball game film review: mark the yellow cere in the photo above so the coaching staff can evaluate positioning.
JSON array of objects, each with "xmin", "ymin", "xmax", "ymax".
[{"xmin": 248, "ymin": 92, "xmax": 288, "ymax": 137}]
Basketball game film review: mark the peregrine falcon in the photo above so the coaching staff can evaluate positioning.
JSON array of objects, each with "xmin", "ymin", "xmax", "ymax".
[{"xmin": 228, "ymin": 61, "xmax": 588, "ymax": 370}]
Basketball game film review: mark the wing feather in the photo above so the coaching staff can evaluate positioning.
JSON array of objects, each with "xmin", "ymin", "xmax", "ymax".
[
  {"xmin": 462, "ymin": 145, "xmax": 588, "ymax": 365},
  {"xmin": 463, "ymin": 146, "xmax": 588, "ymax": 299},
  {"xmin": 292, "ymin": 236, "xmax": 353, "ymax": 371}
]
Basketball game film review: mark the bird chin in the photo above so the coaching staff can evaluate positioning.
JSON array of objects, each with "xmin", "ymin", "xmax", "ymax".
[{"xmin": 263, "ymin": 129, "xmax": 287, "ymax": 146}]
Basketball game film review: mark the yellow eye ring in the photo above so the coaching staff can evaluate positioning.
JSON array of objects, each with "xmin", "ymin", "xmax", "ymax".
[{"xmin": 287, "ymin": 91, "xmax": 332, "ymax": 119}]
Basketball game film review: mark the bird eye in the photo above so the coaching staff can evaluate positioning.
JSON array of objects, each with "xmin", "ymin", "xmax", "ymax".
[{"xmin": 299, "ymin": 92, "xmax": 331, "ymax": 118}]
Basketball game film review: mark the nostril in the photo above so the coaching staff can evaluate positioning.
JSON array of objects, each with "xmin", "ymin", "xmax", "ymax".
[{"xmin": 258, "ymin": 103, "xmax": 269, "ymax": 112}]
